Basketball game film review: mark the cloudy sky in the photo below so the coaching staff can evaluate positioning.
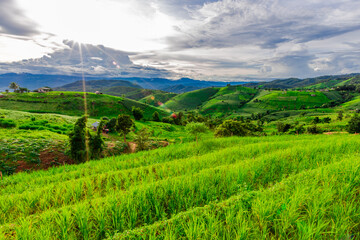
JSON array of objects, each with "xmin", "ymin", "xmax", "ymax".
[{"xmin": 0, "ymin": 0, "xmax": 360, "ymax": 81}]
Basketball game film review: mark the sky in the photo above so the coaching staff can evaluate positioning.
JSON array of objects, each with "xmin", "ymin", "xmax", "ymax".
[{"xmin": 0, "ymin": 0, "xmax": 360, "ymax": 81}]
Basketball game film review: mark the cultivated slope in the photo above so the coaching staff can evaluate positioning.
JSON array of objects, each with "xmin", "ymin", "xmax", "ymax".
[
  {"xmin": 0, "ymin": 135, "xmax": 359, "ymax": 239},
  {"xmin": 164, "ymin": 85, "xmax": 257, "ymax": 116},
  {"xmin": 0, "ymin": 92, "xmax": 168, "ymax": 119}
]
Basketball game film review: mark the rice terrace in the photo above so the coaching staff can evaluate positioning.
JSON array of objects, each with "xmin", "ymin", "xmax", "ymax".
[{"xmin": 1, "ymin": 0, "xmax": 360, "ymax": 239}]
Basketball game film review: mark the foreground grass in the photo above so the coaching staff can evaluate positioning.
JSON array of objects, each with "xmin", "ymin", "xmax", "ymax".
[{"xmin": 0, "ymin": 134, "xmax": 359, "ymax": 239}]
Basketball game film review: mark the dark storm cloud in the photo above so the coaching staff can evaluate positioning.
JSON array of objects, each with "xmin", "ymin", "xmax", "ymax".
[{"xmin": 0, "ymin": 0, "xmax": 40, "ymax": 37}]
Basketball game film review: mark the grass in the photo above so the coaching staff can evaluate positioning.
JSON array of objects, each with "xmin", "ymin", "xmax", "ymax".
[{"xmin": 0, "ymin": 134, "xmax": 359, "ymax": 239}]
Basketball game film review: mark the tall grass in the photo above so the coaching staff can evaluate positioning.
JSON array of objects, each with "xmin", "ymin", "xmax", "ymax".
[{"xmin": 0, "ymin": 134, "xmax": 359, "ymax": 239}]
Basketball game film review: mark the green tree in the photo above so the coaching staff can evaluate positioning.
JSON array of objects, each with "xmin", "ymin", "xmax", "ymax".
[
  {"xmin": 106, "ymin": 117, "xmax": 117, "ymax": 132},
  {"xmin": 68, "ymin": 116, "xmax": 88, "ymax": 163},
  {"xmin": 337, "ymin": 111, "xmax": 344, "ymax": 121},
  {"xmin": 89, "ymin": 120, "xmax": 105, "ymax": 159},
  {"xmin": 132, "ymin": 107, "xmax": 143, "ymax": 121},
  {"xmin": 134, "ymin": 127, "xmax": 151, "ymax": 151},
  {"xmin": 152, "ymin": 111, "xmax": 160, "ymax": 122},
  {"xmin": 9, "ymin": 82, "xmax": 19, "ymax": 92},
  {"xmin": 186, "ymin": 122, "xmax": 208, "ymax": 144},
  {"xmin": 277, "ymin": 122, "xmax": 292, "ymax": 133},
  {"xmin": 214, "ymin": 120, "xmax": 261, "ymax": 137},
  {"xmin": 116, "ymin": 114, "xmax": 134, "ymax": 142},
  {"xmin": 19, "ymin": 87, "xmax": 28, "ymax": 93},
  {"xmin": 347, "ymin": 114, "xmax": 360, "ymax": 133}
]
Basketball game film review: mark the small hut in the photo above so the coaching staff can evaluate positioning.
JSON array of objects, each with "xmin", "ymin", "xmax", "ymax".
[{"xmin": 92, "ymin": 121, "xmax": 100, "ymax": 131}]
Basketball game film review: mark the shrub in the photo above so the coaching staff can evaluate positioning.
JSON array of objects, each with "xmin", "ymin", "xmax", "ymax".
[
  {"xmin": 0, "ymin": 119, "xmax": 16, "ymax": 128},
  {"xmin": 132, "ymin": 107, "xmax": 143, "ymax": 121},
  {"xmin": 346, "ymin": 114, "xmax": 360, "ymax": 133},
  {"xmin": 215, "ymin": 120, "xmax": 261, "ymax": 137},
  {"xmin": 185, "ymin": 122, "xmax": 208, "ymax": 144},
  {"xmin": 276, "ymin": 122, "xmax": 291, "ymax": 133},
  {"xmin": 152, "ymin": 111, "xmax": 160, "ymax": 122},
  {"xmin": 306, "ymin": 125, "xmax": 323, "ymax": 134},
  {"xmin": 134, "ymin": 128, "xmax": 151, "ymax": 151}
]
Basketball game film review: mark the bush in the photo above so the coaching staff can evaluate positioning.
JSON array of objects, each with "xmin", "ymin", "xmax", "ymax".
[
  {"xmin": 347, "ymin": 114, "xmax": 360, "ymax": 133},
  {"xmin": 0, "ymin": 119, "xmax": 16, "ymax": 128},
  {"xmin": 215, "ymin": 120, "xmax": 261, "ymax": 137},
  {"xmin": 132, "ymin": 107, "xmax": 144, "ymax": 121},
  {"xmin": 276, "ymin": 122, "xmax": 291, "ymax": 133},
  {"xmin": 306, "ymin": 125, "xmax": 323, "ymax": 134},
  {"xmin": 134, "ymin": 128, "xmax": 151, "ymax": 151},
  {"xmin": 185, "ymin": 122, "xmax": 208, "ymax": 144},
  {"xmin": 152, "ymin": 111, "xmax": 160, "ymax": 122}
]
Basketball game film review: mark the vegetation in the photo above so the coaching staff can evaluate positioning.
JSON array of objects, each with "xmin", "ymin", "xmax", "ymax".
[
  {"xmin": 69, "ymin": 116, "xmax": 88, "ymax": 163},
  {"xmin": 1, "ymin": 135, "xmax": 360, "ymax": 239},
  {"xmin": 3, "ymin": 76, "xmax": 360, "ymax": 239},
  {"xmin": 0, "ymin": 91, "xmax": 168, "ymax": 119},
  {"xmin": 185, "ymin": 122, "xmax": 208, "ymax": 144},
  {"xmin": 115, "ymin": 114, "xmax": 134, "ymax": 142}
]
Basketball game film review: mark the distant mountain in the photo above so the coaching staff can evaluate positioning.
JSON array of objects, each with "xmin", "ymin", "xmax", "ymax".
[
  {"xmin": 0, "ymin": 73, "xmax": 249, "ymax": 92},
  {"xmin": 244, "ymin": 73, "xmax": 360, "ymax": 89},
  {"xmin": 55, "ymin": 79, "xmax": 176, "ymax": 101},
  {"xmin": 55, "ymin": 80, "xmax": 142, "ymax": 92},
  {"xmin": 160, "ymin": 84, "xmax": 200, "ymax": 93}
]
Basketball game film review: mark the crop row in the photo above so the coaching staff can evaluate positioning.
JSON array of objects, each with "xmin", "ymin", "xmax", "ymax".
[
  {"xmin": 1, "ymin": 135, "xmax": 359, "ymax": 239},
  {"xmin": 0, "ymin": 135, "xmax": 311, "ymax": 195},
  {"xmin": 110, "ymin": 156, "xmax": 360, "ymax": 239}
]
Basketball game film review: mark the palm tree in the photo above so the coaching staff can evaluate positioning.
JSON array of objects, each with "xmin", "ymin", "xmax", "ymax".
[{"xmin": 9, "ymin": 82, "xmax": 19, "ymax": 92}]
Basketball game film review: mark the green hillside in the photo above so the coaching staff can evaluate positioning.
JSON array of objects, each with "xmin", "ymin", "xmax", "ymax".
[
  {"xmin": 164, "ymin": 85, "xmax": 257, "ymax": 115},
  {"xmin": 0, "ymin": 91, "xmax": 168, "ymax": 119},
  {"xmin": 165, "ymin": 87, "xmax": 220, "ymax": 111},
  {"xmin": 1, "ymin": 135, "xmax": 359, "ymax": 239},
  {"xmin": 245, "ymin": 73, "xmax": 360, "ymax": 89},
  {"xmin": 139, "ymin": 92, "xmax": 177, "ymax": 107},
  {"xmin": 55, "ymin": 80, "xmax": 173, "ymax": 101},
  {"xmin": 239, "ymin": 90, "xmax": 331, "ymax": 115},
  {"xmin": 200, "ymin": 85, "xmax": 257, "ymax": 117}
]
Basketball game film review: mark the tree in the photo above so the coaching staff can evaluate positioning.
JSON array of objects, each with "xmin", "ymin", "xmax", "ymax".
[
  {"xmin": 106, "ymin": 117, "xmax": 117, "ymax": 132},
  {"xmin": 347, "ymin": 114, "xmax": 360, "ymax": 133},
  {"xmin": 134, "ymin": 127, "xmax": 151, "ymax": 151},
  {"xmin": 89, "ymin": 120, "xmax": 105, "ymax": 159},
  {"xmin": 9, "ymin": 82, "xmax": 19, "ymax": 92},
  {"xmin": 214, "ymin": 120, "xmax": 261, "ymax": 137},
  {"xmin": 186, "ymin": 122, "xmax": 208, "ymax": 144},
  {"xmin": 132, "ymin": 107, "xmax": 144, "ymax": 121},
  {"xmin": 68, "ymin": 116, "xmax": 88, "ymax": 163},
  {"xmin": 152, "ymin": 111, "xmax": 160, "ymax": 122},
  {"xmin": 116, "ymin": 114, "xmax": 134, "ymax": 142},
  {"xmin": 337, "ymin": 111, "xmax": 344, "ymax": 121},
  {"xmin": 277, "ymin": 122, "xmax": 292, "ymax": 133},
  {"xmin": 19, "ymin": 87, "xmax": 28, "ymax": 93}
]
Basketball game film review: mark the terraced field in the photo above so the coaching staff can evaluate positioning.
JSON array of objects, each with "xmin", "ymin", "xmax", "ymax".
[
  {"xmin": 0, "ymin": 92, "xmax": 168, "ymax": 119},
  {"xmin": 1, "ymin": 134, "xmax": 359, "ymax": 239}
]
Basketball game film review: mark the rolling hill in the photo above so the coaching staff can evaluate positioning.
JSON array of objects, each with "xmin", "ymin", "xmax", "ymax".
[
  {"xmin": 244, "ymin": 73, "xmax": 360, "ymax": 89},
  {"xmin": 0, "ymin": 91, "xmax": 169, "ymax": 119},
  {"xmin": 55, "ymin": 80, "xmax": 177, "ymax": 101},
  {"xmin": 0, "ymin": 73, "xmax": 249, "ymax": 93}
]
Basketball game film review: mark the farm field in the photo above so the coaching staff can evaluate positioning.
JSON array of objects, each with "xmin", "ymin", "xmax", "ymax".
[
  {"xmin": 0, "ymin": 108, "xmax": 192, "ymax": 174},
  {"xmin": 0, "ymin": 92, "xmax": 167, "ymax": 119},
  {"xmin": 0, "ymin": 134, "xmax": 359, "ymax": 239}
]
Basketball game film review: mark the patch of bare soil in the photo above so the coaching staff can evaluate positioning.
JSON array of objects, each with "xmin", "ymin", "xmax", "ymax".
[{"xmin": 15, "ymin": 149, "xmax": 74, "ymax": 173}]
